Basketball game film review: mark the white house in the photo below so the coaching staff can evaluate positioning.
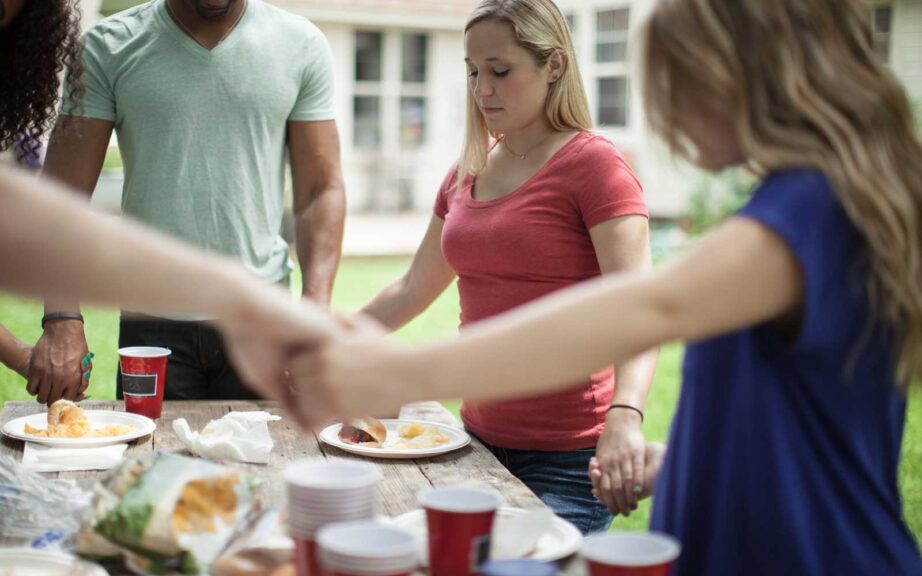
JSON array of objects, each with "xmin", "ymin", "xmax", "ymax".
[{"xmin": 87, "ymin": 0, "xmax": 922, "ymax": 218}]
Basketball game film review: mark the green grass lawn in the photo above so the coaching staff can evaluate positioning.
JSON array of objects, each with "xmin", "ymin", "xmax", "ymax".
[{"xmin": 0, "ymin": 256, "xmax": 919, "ymax": 540}]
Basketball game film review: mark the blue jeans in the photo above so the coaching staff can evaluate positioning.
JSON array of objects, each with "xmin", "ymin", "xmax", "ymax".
[
  {"xmin": 473, "ymin": 433, "xmax": 613, "ymax": 535},
  {"xmin": 116, "ymin": 318, "xmax": 259, "ymax": 400}
]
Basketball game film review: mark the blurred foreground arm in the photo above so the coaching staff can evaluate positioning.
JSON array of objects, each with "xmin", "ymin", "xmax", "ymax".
[
  {"xmin": 0, "ymin": 167, "xmax": 337, "ymax": 406},
  {"xmin": 291, "ymin": 218, "xmax": 803, "ymax": 420}
]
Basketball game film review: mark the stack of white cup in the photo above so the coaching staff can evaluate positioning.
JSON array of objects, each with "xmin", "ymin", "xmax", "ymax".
[
  {"xmin": 317, "ymin": 520, "xmax": 418, "ymax": 576},
  {"xmin": 284, "ymin": 457, "xmax": 382, "ymax": 576}
]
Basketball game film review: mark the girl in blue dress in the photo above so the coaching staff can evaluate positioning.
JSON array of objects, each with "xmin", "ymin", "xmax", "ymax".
[{"xmin": 290, "ymin": 0, "xmax": 922, "ymax": 573}]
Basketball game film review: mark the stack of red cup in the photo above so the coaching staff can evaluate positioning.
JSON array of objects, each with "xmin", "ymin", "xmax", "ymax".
[
  {"xmin": 317, "ymin": 520, "xmax": 418, "ymax": 576},
  {"xmin": 284, "ymin": 458, "xmax": 382, "ymax": 576}
]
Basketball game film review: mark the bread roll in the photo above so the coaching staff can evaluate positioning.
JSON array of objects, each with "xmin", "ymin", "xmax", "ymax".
[{"xmin": 48, "ymin": 399, "xmax": 85, "ymax": 426}]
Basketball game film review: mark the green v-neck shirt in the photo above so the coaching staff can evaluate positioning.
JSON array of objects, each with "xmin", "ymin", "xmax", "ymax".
[{"xmin": 64, "ymin": 0, "xmax": 335, "ymax": 283}]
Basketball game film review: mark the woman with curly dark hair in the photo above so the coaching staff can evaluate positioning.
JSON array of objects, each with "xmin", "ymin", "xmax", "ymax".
[
  {"xmin": 0, "ymin": 0, "xmax": 84, "ymax": 165},
  {"xmin": 0, "ymin": 0, "xmax": 85, "ymax": 388}
]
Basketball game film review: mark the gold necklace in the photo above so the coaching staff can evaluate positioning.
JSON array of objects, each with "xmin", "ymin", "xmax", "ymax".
[
  {"xmin": 501, "ymin": 132, "xmax": 555, "ymax": 160},
  {"xmin": 166, "ymin": 0, "xmax": 247, "ymax": 48}
]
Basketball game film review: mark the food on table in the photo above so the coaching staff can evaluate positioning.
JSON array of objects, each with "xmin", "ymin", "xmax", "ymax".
[
  {"xmin": 337, "ymin": 419, "xmax": 452, "ymax": 450},
  {"xmin": 337, "ymin": 417, "xmax": 387, "ymax": 447},
  {"xmin": 393, "ymin": 422, "xmax": 450, "ymax": 450},
  {"xmin": 75, "ymin": 452, "xmax": 259, "ymax": 575},
  {"xmin": 24, "ymin": 399, "xmax": 134, "ymax": 438}
]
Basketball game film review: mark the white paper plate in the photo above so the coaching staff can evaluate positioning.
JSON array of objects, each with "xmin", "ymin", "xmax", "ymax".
[
  {"xmin": 318, "ymin": 419, "xmax": 470, "ymax": 459},
  {"xmin": 1, "ymin": 410, "xmax": 156, "ymax": 447},
  {"xmin": 0, "ymin": 548, "xmax": 108, "ymax": 576},
  {"xmin": 390, "ymin": 506, "xmax": 582, "ymax": 565}
]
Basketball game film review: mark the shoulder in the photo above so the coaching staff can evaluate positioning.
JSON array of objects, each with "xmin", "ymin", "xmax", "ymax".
[
  {"xmin": 565, "ymin": 132, "xmax": 637, "ymax": 178},
  {"xmin": 83, "ymin": 2, "xmax": 159, "ymax": 52},
  {"xmin": 748, "ymin": 169, "xmax": 841, "ymax": 217},
  {"xmin": 253, "ymin": 0, "xmax": 327, "ymax": 44}
]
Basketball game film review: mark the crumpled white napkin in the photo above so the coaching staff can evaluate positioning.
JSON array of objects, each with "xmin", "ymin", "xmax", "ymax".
[
  {"xmin": 21, "ymin": 442, "xmax": 128, "ymax": 473},
  {"xmin": 172, "ymin": 411, "xmax": 281, "ymax": 464}
]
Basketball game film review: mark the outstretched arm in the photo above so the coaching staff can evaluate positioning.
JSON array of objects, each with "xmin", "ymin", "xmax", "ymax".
[
  {"xmin": 292, "ymin": 217, "xmax": 802, "ymax": 421},
  {"xmin": 360, "ymin": 215, "xmax": 456, "ymax": 331},
  {"xmin": 0, "ymin": 167, "xmax": 336, "ymax": 407}
]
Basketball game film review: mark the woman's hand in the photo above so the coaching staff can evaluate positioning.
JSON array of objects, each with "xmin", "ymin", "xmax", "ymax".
[
  {"xmin": 590, "ymin": 407, "xmax": 646, "ymax": 516},
  {"xmin": 288, "ymin": 314, "xmax": 424, "ymax": 426}
]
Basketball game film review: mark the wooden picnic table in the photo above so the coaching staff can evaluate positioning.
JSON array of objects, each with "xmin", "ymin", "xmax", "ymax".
[{"xmin": 0, "ymin": 400, "xmax": 588, "ymax": 575}]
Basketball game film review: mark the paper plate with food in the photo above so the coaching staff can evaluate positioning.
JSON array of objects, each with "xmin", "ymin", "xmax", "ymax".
[
  {"xmin": 0, "ymin": 548, "xmax": 108, "ymax": 576},
  {"xmin": 391, "ymin": 506, "xmax": 582, "ymax": 565},
  {"xmin": 1, "ymin": 399, "xmax": 156, "ymax": 447},
  {"xmin": 318, "ymin": 417, "xmax": 471, "ymax": 459}
]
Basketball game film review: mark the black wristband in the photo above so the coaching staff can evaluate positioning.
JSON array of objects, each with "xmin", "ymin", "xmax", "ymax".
[
  {"xmin": 41, "ymin": 312, "xmax": 84, "ymax": 329},
  {"xmin": 607, "ymin": 404, "xmax": 644, "ymax": 423}
]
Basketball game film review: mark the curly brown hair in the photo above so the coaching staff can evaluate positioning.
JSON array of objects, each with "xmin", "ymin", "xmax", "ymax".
[{"xmin": 0, "ymin": 0, "xmax": 84, "ymax": 163}]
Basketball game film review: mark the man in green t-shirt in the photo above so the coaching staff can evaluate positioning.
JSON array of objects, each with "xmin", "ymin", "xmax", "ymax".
[{"xmin": 30, "ymin": 0, "xmax": 345, "ymax": 401}]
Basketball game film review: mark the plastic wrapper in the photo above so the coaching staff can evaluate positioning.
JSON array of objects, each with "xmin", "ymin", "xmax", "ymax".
[
  {"xmin": 0, "ymin": 453, "xmax": 92, "ymax": 549},
  {"xmin": 75, "ymin": 452, "xmax": 260, "ymax": 575},
  {"xmin": 212, "ymin": 507, "xmax": 293, "ymax": 576}
]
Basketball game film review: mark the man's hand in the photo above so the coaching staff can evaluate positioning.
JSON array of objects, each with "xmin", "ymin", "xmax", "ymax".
[
  {"xmin": 590, "ymin": 407, "xmax": 646, "ymax": 516},
  {"xmin": 27, "ymin": 320, "xmax": 89, "ymax": 405}
]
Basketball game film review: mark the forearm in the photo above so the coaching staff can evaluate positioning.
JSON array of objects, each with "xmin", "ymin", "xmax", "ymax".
[
  {"xmin": 41, "ymin": 118, "xmax": 112, "ymax": 315},
  {"xmin": 0, "ymin": 168, "xmax": 260, "ymax": 318},
  {"xmin": 0, "ymin": 325, "xmax": 29, "ymax": 375},
  {"xmin": 361, "ymin": 276, "xmax": 433, "ymax": 331},
  {"xmin": 611, "ymin": 348, "xmax": 659, "ymax": 410},
  {"xmin": 296, "ymin": 184, "xmax": 345, "ymax": 305}
]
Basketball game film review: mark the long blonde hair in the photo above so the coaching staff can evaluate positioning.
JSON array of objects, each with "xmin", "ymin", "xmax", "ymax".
[
  {"xmin": 458, "ymin": 0, "xmax": 592, "ymax": 182},
  {"xmin": 640, "ymin": 0, "xmax": 922, "ymax": 388}
]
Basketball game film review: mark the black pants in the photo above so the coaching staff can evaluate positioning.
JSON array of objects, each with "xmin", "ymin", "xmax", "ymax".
[{"xmin": 116, "ymin": 318, "xmax": 258, "ymax": 400}]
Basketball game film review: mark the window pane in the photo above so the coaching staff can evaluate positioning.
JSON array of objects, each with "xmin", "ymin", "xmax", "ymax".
[
  {"xmin": 596, "ymin": 8, "xmax": 629, "ymax": 62},
  {"xmin": 598, "ymin": 77, "xmax": 628, "ymax": 127},
  {"xmin": 874, "ymin": 5, "xmax": 892, "ymax": 33},
  {"xmin": 400, "ymin": 97, "xmax": 427, "ymax": 147},
  {"xmin": 355, "ymin": 31, "xmax": 383, "ymax": 82},
  {"xmin": 353, "ymin": 96, "xmax": 380, "ymax": 148},
  {"xmin": 596, "ymin": 42, "xmax": 626, "ymax": 63},
  {"xmin": 597, "ymin": 8, "xmax": 629, "ymax": 32},
  {"xmin": 402, "ymin": 34, "xmax": 428, "ymax": 83}
]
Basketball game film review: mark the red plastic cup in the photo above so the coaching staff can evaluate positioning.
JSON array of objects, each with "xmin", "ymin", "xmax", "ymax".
[
  {"xmin": 418, "ymin": 486, "xmax": 504, "ymax": 576},
  {"xmin": 118, "ymin": 346, "xmax": 170, "ymax": 419},
  {"xmin": 294, "ymin": 537, "xmax": 321, "ymax": 576},
  {"xmin": 580, "ymin": 532, "xmax": 681, "ymax": 576}
]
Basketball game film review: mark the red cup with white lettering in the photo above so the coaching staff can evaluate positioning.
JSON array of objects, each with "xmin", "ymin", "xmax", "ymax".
[
  {"xmin": 118, "ymin": 347, "xmax": 171, "ymax": 419},
  {"xmin": 418, "ymin": 486, "xmax": 504, "ymax": 576},
  {"xmin": 580, "ymin": 532, "xmax": 681, "ymax": 576}
]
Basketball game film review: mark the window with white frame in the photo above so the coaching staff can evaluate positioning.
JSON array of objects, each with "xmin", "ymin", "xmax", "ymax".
[
  {"xmin": 595, "ymin": 7, "xmax": 630, "ymax": 128},
  {"xmin": 352, "ymin": 30, "xmax": 429, "ymax": 150},
  {"xmin": 400, "ymin": 33, "xmax": 428, "ymax": 148},
  {"xmin": 596, "ymin": 8, "xmax": 629, "ymax": 63},
  {"xmin": 871, "ymin": 4, "xmax": 892, "ymax": 63},
  {"xmin": 598, "ymin": 77, "xmax": 629, "ymax": 127},
  {"xmin": 353, "ymin": 31, "xmax": 383, "ymax": 149}
]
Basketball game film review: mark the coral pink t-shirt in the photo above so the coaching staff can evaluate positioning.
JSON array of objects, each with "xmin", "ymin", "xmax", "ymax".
[{"xmin": 434, "ymin": 131, "xmax": 648, "ymax": 451}]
